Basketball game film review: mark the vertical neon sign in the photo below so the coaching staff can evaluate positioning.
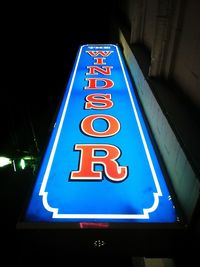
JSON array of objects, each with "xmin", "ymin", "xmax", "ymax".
[{"xmin": 25, "ymin": 44, "xmax": 178, "ymax": 223}]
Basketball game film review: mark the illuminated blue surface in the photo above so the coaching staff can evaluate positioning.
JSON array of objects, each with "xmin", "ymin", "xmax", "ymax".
[{"xmin": 25, "ymin": 44, "xmax": 178, "ymax": 223}]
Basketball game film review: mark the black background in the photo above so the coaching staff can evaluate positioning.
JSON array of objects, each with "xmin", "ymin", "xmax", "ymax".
[
  {"xmin": 0, "ymin": 2, "xmax": 117, "ymax": 265},
  {"xmin": 1, "ymin": 2, "xmax": 116, "ymax": 154}
]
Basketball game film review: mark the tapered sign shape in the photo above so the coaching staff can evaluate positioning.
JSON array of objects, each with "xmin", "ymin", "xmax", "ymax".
[{"xmin": 25, "ymin": 44, "xmax": 178, "ymax": 223}]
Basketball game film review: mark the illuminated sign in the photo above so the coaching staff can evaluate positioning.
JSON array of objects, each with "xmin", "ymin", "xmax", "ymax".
[{"xmin": 24, "ymin": 44, "xmax": 178, "ymax": 223}]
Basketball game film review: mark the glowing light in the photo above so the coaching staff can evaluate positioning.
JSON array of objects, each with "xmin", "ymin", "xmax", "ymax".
[
  {"xmin": 24, "ymin": 44, "xmax": 178, "ymax": 223},
  {"xmin": 0, "ymin": 156, "xmax": 12, "ymax": 167},
  {"xmin": 20, "ymin": 158, "xmax": 26, "ymax": 170}
]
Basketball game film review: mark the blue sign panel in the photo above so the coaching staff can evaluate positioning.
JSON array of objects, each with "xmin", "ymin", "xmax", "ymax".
[{"xmin": 25, "ymin": 44, "xmax": 178, "ymax": 223}]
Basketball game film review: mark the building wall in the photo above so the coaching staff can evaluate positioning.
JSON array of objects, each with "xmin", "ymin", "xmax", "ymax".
[
  {"xmin": 172, "ymin": 0, "xmax": 200, "ymax": 108},
  {"xmin": 142, "ymin": 0, "xmax": 157, "ymax": 50},
  {"xmin": 117, "ymin": 0, "xmax": 200, "ymax": 109},
  {"xmin": 115, "ymin": 0, "xmax": 200, "ymax": 226}
]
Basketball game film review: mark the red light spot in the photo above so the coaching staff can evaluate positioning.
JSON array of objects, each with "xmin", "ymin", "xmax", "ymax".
[{"xmin": 79, "ymin": 222, "xmax": 110, "ymax": 229}]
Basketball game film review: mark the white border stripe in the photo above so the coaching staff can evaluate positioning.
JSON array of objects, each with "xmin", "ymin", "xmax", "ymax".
[
  {"xmin": 39, "ymin": 46, "xmax": 83, "ymax": 195},
  {"xmin": 39, "ymin": 44, "xmax": 162, "ymax": 219}
]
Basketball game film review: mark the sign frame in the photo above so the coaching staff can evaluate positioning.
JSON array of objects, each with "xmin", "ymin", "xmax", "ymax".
[{"xmin": 17, "ymin": 43, "xmax": 184, "ymax": 228}]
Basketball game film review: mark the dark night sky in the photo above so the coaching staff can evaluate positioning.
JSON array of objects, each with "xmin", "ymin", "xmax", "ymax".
[{"xmin": 1, "ymin": 2, "xmax": 117, "ymax": 155}]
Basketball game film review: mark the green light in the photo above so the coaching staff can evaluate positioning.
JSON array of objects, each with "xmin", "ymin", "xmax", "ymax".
[
  {"xmin": 23, "ymin": 156, "xmax": 33, "ymax": 160},
  {"xmin": 0, "ymin": 156, "xmax": 12, "ymax": 167},
  {"xmin": 20, "ymin": 158, "xmax": 26, "ymax": 170}
]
